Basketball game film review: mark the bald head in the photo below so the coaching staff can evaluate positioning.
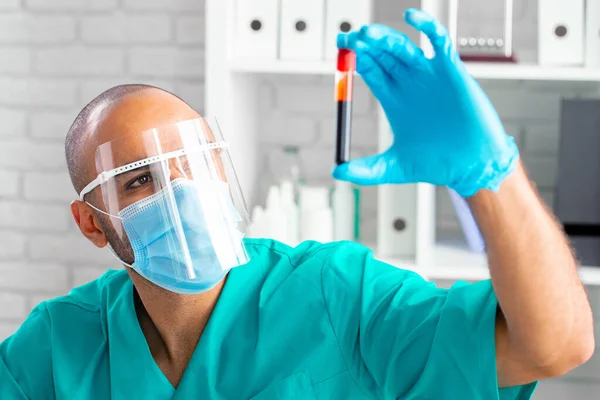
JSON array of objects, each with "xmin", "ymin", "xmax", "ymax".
[{"xmin": 65, "ymin": 84, "xmax": 199, "ymax": 195}]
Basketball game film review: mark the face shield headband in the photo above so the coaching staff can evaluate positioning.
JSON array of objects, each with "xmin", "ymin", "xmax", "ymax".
[{"xmin": 77, "ymin": 118, "xmax": 250, "ymax": 294}]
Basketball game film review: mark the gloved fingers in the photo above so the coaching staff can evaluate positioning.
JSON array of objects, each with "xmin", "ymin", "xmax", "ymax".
[
  {"xmin": 339, "ymin": 27, "xmax": 415, "ymax": 80},
  {"xmin": 337, "ymin": 30, "xmax": 358, "ymax": 50},
  {"xmin": 404, "ymin": 8, "xmax": 453, "ymax": 58},
  {"xmin": 332, "ymin": 153, "xmax": 391, "ymax": 186},
  {"xmin": 356, "ymin": 52, "xmax": 397, "ymax": 100},
  {"xmin": 338, "ymin": 32, "xmax": 395, "ymax": 101},
  {"xmin": 357, "ymin": 24, "xmax": 426, "ymax": 70}
]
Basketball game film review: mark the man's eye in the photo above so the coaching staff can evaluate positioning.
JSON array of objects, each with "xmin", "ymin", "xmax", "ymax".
[{"xmin": 125, "ymin": 173, "xmax": 153, "ymax": 190}]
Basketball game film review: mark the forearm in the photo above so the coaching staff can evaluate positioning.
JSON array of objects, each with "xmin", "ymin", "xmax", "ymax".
[{"xmin": 469, "ymin": 161, "xmax": 594, "ymax": 373}]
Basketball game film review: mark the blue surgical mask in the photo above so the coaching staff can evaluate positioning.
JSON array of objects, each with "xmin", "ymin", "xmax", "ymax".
[{"xmin": 117, "ymin": 178, "xmax": 245, "ymax": 294}]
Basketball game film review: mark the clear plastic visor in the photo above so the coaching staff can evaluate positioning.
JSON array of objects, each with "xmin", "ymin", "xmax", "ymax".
[{"xmin": 81, "ymin": 117, "xmax": 249, "ymax": 280}]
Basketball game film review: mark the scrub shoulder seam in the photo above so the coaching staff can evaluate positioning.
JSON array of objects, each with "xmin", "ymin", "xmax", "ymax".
[
  {"xmin": 244, "ymin": 240, "xmax": 343, "ymax": 270},
  {"xmin": 43, "ymin": 298, "xmax": 101, "ymax": 314},
  {"xmin": 42, "ymin": 273, "xmax": 121, "ymax": 314}
]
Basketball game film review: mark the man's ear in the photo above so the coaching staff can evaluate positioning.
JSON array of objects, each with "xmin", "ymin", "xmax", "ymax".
[{"xmin": 71, "ymin": 200, "xmax": 108, "ymax": 248}]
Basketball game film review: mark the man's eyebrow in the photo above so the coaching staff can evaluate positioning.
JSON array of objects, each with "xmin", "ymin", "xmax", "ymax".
[{"xmin": 112, "ymin": 165, "xmax": 151, "ymax": 183}]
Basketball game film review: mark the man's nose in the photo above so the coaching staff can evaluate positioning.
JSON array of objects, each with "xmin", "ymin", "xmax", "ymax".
[
  {"xmin": 169, "ymin": 167, "xmax": 188, "ymax": 181},
  {"xmin": 167, "ymin": 158, "xmax": 190, "ymax": 180}
]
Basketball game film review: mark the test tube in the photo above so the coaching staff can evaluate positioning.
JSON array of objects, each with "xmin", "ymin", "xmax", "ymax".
[{"xmin": 335, "ymin": 49, "xmax": 356, "ymax": 165}]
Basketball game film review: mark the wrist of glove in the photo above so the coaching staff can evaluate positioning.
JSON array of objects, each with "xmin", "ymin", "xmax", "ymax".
[
  {"xmin": 448, "ymin": 137, "xmax": 520, "ymax": 197},
  {"xmin": 332, "ymin": 9, "xmax": 520, "ymax": 198}
]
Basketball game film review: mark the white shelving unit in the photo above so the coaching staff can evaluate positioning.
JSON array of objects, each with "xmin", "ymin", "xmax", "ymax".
[
  {"xmin": 205, "ymin": 0, "xmax": 600, "ymax": 286},
  {"xmin": 230, "ymin": 60, "xmax": 600, "ymax": 82},
  {"xmin": 377, "ymin": 248, "xmax": 600, "ymax": 286}
]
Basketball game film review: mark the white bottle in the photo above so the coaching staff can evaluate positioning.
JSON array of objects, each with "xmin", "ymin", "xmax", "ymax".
[
  {"xmin": 299, "ymin": 186, "xmax": 333, "ymax": 243},
  {"xmin": 310, "ymin": 208, "xmax": 333, "ymax": 243},
  {"xmin": 333, "ymin": 180, "xmax": 355, "ymax": 242},
  {"xmin": 300, "ymin": 207, "xmax": 333, "ymax": 243},
  {"xmin": 280, "ymin": 180, "xmax": 299, "ymax": 247},
  {"xmin": 299, "ymin": 186, "xmax": 329, "ymax": 215},
  {"xmin": 248, "ymin": 205, "xmax": 266, "ymax": 238},
  {"xmin": 265, "ymin": 185, "xmax": 287, "ymax": 243}
]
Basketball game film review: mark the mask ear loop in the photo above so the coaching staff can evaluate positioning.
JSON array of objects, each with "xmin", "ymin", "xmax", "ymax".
[
  {"xmin": 80, "ymin": 201, "xmax": 131, "ymax": 269},
  {"xmin": 105, "ymin": 242, "xmax": 135, "ymax": 270},
  {"xmin": 83, "ymin": 200, "xmax": 123, "ymax": 220}
]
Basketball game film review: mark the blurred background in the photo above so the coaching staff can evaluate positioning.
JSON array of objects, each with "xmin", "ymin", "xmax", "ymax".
[{"xmin": 0, "ymin": 0, "xmax": 599, "ymax": 398}]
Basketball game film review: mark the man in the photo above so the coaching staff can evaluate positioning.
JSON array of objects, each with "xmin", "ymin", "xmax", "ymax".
[{"xmin": 0, "ymin": 9, "xmax": 594, "ymax": 399}]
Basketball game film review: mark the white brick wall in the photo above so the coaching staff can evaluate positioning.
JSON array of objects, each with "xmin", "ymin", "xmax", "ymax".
[
  {"xmin": 28, "ymin": 234, "xmax": 113, "ymax": 265},
  {"xmin": 123, "ymin": 0, "xmax": 203, "ymax": 12},
  {"xmin": 0, "ymin": 15, "xmax": 76, "ymax": 44},
  {"xmin": 0, "ymin": 262, "xmax": 69, "ymax": 291},
  {"xmin": 0, "ymin": 0, "xmax": 598, "ymax": 397},
  {"xmin": 0, "ymin": 0, "xmax": 207, "ymax": 345},
  {"xmin": 175, "ymin": 16, "xmax": 206, "ymax": 45},
  {"xmin": 81, "ymin": 15, "xmax": 172, "ymax": 44},
  {"xmin": 0, "ymin": 108, "xmax": 27, "ymax": 137},
  {"xmin": 0, "ymin": 232, "xmax": 26, "ymax": 259},
  {"xmin": 0, "ymin": 140, "xmax": 65, "ymax": 170},
  {"xmin": 35, "ymin": 47, "xmax": 125, "ymax": 76},
  {"xmin": 0, "ymin": 0, "xmax": 20, "ymax": 10},
  {"xmin": 0, "ymin": 293, "xmax": 28, "ymax": 319},
  {"xmin": 0, "ymin": 171, "xmax": 19, "ymax": 198},
  {"xmin": 128, "ymin": 47, "xmax": 204, "ymax": 78},
  {"xmin": 24, "ymin": 0, "xmax": 119, "ymax": 11},
  {"xmin": 30, "ymin": 110, "xmax": 79, "ymax": 139},
  {"xmin": 0, "ymin": 202, "xmax": 69, "ymax": 231},
  {"xmin": 24, "ymin": 172, "xmax": 74, "ymax": 201},
  {"xmin": 0, "ymin": 47, "xmax": 32, "ymax": 74},
  {"xmin": 0, "ymin": 78, "xmax": 78, "ymax": 107}
]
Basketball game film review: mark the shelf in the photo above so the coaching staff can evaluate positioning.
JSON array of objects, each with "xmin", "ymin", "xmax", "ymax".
[
  {"xmin": 229, "ymin": 59, "xmax": 600, "ymax": 82},
  {"xmin": 377, "ymin": 242, "xmax": 600, "ymax": 286},
  {"xmin": 230, "ymin": 59, "xmax": 334, "ymax": 75},
  {"xmin": 467, "ymin": 63, "xmax": 600, "ymax": 82}
]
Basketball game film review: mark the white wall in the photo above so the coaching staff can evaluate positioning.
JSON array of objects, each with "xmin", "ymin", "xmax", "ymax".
[
  {"xmin": 0, "ymin": 0, "xmax": 598, "ymax": 398},
  {"xmin": 0, "ymin": 0, "xmax": 206, "ymax": 339}
]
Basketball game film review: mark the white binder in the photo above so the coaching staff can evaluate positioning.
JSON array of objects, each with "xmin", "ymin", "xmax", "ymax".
[
  {"xmin": 234, "ymin": 0, "xmax": 279, "ymax": 60},
  {"xmin": 585, "ymin": 0, "xmax": 600, "ymax": 67},
  {"xmin": 538, "ymin": 0, "xmax": 584, "ymax": 65},
  {"xmin": 376, "ymin": 109, "xmax": 418, "ymax": 259},
  {"xmin": 280, "ymin": 0, "xmax": 325, "ymax": 60},
  {"xmin": 324, "ymin": 0, "xmax": 372, "ymax": 60}
]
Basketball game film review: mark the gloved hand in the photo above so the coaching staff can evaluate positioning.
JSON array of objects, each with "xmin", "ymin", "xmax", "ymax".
[{"xmin": 332, "ymin": 8, "xmax": 519, "ymax": 197}]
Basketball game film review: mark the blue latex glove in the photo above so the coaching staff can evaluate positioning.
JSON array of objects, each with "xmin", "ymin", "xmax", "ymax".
[{"xmin": 332, "ymin": 9, "xmax": 519, "ymax": 197}]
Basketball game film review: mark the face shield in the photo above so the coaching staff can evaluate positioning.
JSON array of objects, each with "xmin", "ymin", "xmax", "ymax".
[{"xmin": 79, "ymin": 117, "xmax": 250, "ymax": 294}]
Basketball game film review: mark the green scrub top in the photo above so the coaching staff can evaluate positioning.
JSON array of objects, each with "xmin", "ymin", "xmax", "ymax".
[{"xmin": 0, "ymin": 239, "xmax": 536, "ymax": 399}]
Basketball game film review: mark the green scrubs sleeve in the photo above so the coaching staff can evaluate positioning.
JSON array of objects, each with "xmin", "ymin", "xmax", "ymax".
[
  {"xmin": 0, "ymin": 303, "xmax": 55, "ymax": 399},
  {"xmin": 321, "ymin": 245, "xmax": 537, "ymax": 399}
]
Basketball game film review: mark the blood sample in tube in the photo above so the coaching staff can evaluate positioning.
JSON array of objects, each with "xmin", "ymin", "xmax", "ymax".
[{"xmin": 335, "ymin": 49, "xmax": 356, "ymax": 165}]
